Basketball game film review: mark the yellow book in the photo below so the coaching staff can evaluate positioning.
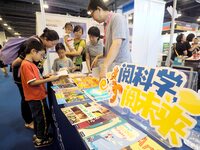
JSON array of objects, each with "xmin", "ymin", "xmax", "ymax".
[{"xmin": 122, "ymin": 136, "xmax": 165, "ymax": 150}]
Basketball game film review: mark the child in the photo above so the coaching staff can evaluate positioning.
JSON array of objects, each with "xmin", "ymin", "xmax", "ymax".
[
  {"xmin": 63, "ymin": 22, "xmax": 74, "ymax": 51},
  {"xmin": 20, "ymin": 38, "xmax": 59, "ymax": 148},
  {"xmin": 52, "ymin": 43, "xmax": 74, "ymax": 72}
]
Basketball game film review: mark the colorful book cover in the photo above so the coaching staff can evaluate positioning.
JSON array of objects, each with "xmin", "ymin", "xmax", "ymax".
[
  {"xmin": 52, "ymin": 77, "xmax": 72, "ymax": 86},
  {"xmin": 76, "ymin": 111, "xmax": 117, "ymax": 130},
  {"xmin": 84, "ymin": 122, "xmax": 146, "ymax": 150},
  {"xmin": 72, "ymin": 77, "xmax": 99, "ymax": 89},
  {"xmin": 51, "ymin": 83, "xmax": 76, "ymax": 91},
  {"xmin": 84, "ymin": 87, "xmax": 111, "ymax": 102},
  {"xmin": 61, "ymin": 102, "xmax": 109, "ymax": 125},
  {"xmin": 121, "ymin": 136, "xmax": 165, "ymax": 150},
  {"xmin": 79, "ymin": 116, "xmax": 127, "ymax": 138}
]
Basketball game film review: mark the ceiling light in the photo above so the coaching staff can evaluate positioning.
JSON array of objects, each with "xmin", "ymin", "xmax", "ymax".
[
  {"xmin": 197, "ymin": 17, "xmax": 200, "ymax": 22},
  {"xmin": 18, "ymin": 36, "xmax": 22, "ymax": 38},
  {"xmin": 0, "ymin": 17, "xmax": 2, "ymax": 21},
  {"xmin": 43, "ymin": 2, "xmax": 49, "ymax": 9},
  {"xmin": 8, "ymin": 27, "xmax": 12, "ymax": 30},
  {"xmin": 14, "ymin": 32, "xmax": 20, "ymax": 35},
  {"xmin": 103, "ymin": 0, "xmax": 109, "ymax": 2},
  {"xmin": 87, "ymin": 11, "xmax": 91, "ymax": 15},
  {"xmin": 3, "ymin": 23, "xmax": 8, "ymax": 26}
]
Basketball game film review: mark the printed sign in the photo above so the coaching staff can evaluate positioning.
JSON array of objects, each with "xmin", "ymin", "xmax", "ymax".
[{"xmin": 99, "ymin": 63, "xmax": 200, "ymax": 147}]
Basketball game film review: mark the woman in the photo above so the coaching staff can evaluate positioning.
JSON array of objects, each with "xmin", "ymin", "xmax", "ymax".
[
  {"xmin": 0, "ymin": 44, "xmax": 8, "ymax": 77},
  {"xmin": 12, "ymin": 28, "xmax": 59, "ymax": 129},
  {"xmin": 185, "ymin": 33, "xmax": 198, "ymax": 57},
  {"xmin": 65, "ymin": 25, "xmax": 86, "ymax": 71},
  {"xmin": 86, "ymin": 26, "xmax": 103, "ymax": 71}
]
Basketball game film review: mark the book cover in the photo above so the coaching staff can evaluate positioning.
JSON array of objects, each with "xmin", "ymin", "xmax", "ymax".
[
  {"xmin": 76, "ymin": 111, "xmax": 117, "ymax": 130},
  {"xmin": 84, "ymin": 122, "xmax": 146, "ymax": 150},
  {"xmin": 79, "ymin": 116, "xmax": 127, "ymax": 138},
  {"xmin": 84, "ymin": 87, "xmax": 111, "ymax": 102},
  {"xmin": 121, "ymin": 136, "xmax": 165, "ymax": 150},
  {"xmin": 72, "ymin": 77, "xmax": 99, "ymax": 89},
  {"xmin": 61, "ymin": 102, "xmax": 109, "ymax": 125}
]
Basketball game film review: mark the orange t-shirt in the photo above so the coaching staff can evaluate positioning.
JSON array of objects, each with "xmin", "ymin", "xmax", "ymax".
[{"xmin": 20, "ymin": 60, "xmax": 46, "ymax": 101}]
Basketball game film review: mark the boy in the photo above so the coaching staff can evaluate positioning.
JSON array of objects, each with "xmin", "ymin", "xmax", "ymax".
[
  {"xmin": 63, "ymin": 22, "xmax": 74, "ymax": 52},
  {"xmin": 20, "ymin": 38, "xmax": 59, "ymax": 148},
  {"xmin": 52, "ymin": 43, "xmax": 74, "ymax": 72}
]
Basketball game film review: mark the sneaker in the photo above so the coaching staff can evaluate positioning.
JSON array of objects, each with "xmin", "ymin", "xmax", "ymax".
[
  {"xmin": 25, "ymin": 122, "xmax": 34, "ymax": 129},
  {"xmin": 32, "ymin": 134, "xmax": 37, "ymax": 143},
  {"xmin": 34, "ymin": 137, "xmax": 53, "ymax": 148}
]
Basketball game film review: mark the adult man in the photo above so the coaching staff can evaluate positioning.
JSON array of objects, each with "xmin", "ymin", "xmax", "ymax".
[{"xmin": 88, "ymin": 0, "xmax": 132, "ymax": 78}]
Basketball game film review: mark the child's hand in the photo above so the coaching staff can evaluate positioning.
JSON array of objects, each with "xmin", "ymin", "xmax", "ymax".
[{"xmin": 44, "ymin": 73, "xmax": 55, "ymax": 78}]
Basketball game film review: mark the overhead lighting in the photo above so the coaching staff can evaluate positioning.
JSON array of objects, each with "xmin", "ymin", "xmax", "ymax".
[
  {"xmin": 103, "ymin": 0, "xmax": 109, "ymax": 2},
  {"xmin": 43, "ymin": 2, "xmax": 49, "ymax": 9},
  {"xmin": 18, "ymin": 36, "xmax": 22, "ymax": 38},
  {"xmin": 0, "ymin": 17, "xmax": 2, "ymax": 21},
  {"xmin": 3, "ymin": 23, "xmax": 8, "ymax": 26},
  {"xmin": 177, "ymin": 11, "xmax": 182, "ymax": 18},
  {"xmin": 8, "ymin": 27, "xmax": 12, "ymax": 30},
  {"xmin": 14, "ymin": 32, "xmax": 20, "ymax": 36},
  {"xmin": 87, "ymin": 11, "xmax": 91, "ymax": 15},
  {"xmin": 197, "ymin": 17, "xmax": 200, "ymax": 22}
]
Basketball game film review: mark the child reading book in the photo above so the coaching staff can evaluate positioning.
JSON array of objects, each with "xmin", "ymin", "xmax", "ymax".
[
  {"xmin": 52, "ymin": 43, "xmax": 74, "ymax": 72},
  {"xmin": 20, "ymin": 38, "xmax": 59, "ymax": 148},
  {"xmin": 63, "ymin": 22, "xmax": 74, "ymax": 51}
]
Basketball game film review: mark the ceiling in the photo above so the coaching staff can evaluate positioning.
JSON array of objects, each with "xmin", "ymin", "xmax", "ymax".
[{"xmin": 0, "ymin": 0, "xmax": 200, "ymax": 38}]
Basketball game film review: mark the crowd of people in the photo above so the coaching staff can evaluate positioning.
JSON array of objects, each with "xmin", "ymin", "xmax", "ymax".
[{"xmin": 0, "ymin": 0, "xmax": 132, "ymax": 148}]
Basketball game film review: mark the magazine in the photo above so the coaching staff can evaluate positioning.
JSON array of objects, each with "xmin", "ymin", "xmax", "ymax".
[
  {"xmin": 83, "ymin": 87, "xmax": 111, "ymax": 102},
  {"xmin": 61, "ymin": 102, "xmax": 109, "ymax": 125},
  {"xmin": 121, "ymin": 136, "xmax": 165, "ymax": 150},
  {"xmin": 84, "ymin": 122, "xmax": 146, "ymax": 150},
  {"xmin": 72, "ymin": 77, "xmax": 99, "ymax": 89}
]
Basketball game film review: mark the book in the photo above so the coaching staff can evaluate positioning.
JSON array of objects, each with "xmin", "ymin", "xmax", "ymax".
[
  {"xmin": 84, "ymin": 87, "xmax": 111, "ymax": 102},
  {"xmin": 61, "ymin": 102, "xmax": 109, "ymax": 125},
  {"xmin": 51, "ymin": 83, "xmax": 77, "ymax": 91},
  {"xmin": 84, "ymin": 122, "xmax": 146, "ymax": 150},
  {"xmin": 75, "ymin": 111, "xmax": 117, "ymax": 130},
  {"xmin": 79, "ymin": 116, "xmax": 127, "ymax": 138},
  {"xmin": 121, "ymin": 136, "xmax": 165, "ymax": 150},
  {"xmin": 72, "ymin": 77, "xmax": 99, "ymax": 89},
  {"xmin": 52, "ymin": 76, "xmax": 71, "ymax": 85},
  {"xmin": 56, "ymin": 69, "xmax": 69, "ymax": 77}
]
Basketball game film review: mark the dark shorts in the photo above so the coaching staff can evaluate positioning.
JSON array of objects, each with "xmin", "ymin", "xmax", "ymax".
[{"xmin": 0, "ymin": 60, "xmax": 8, "ymax": 68}]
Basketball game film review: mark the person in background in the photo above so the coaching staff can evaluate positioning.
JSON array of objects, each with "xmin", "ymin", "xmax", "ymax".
[
  {"xmin": 88, "ymin": 0, "xmax": 132, "ymax": 79},
  {"xmin": 185, "ymin": 33, "xmax": 199, "ymax": 57},
  {"xmin": 63, "ymin": 22, "xmax": 74, "ymax": 51},
  {"xmin": 12, "ymin": 28, "xmax": 59, "ymax": 129},
  {"xmin": 65, "ymin": 25, "xmax": 86, "ymax": 71},
  {"xmin": 20, "ymin": 38, "xmax": 59, "ymax": 148},
  {"xmin": 0, "ymin": 44, "xmax": 8, "ymax": 77},
  {"xmin": 175, "ymin": 33, "xmax": 188, "ymax": 56},
  {"xmin": 52, "ymin": 43, "xmax": 74, "ymax": 72},
  {"xmin": 86, "ymin": 26, "xmax": 103, "ymax": 72}
]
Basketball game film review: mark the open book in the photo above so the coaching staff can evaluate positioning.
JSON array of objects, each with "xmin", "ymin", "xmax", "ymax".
[{"xmin": 56, "ymin": 68, "xmax": 69, "ymax": 77}]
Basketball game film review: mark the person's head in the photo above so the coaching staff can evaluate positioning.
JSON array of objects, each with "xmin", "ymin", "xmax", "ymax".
[
  {"xmin": 186, "ymin": 33, "xmax": 195, "ymax": 42},
  {"xmin": 176, "ymin": 34, "xmax": 186, "ymax": 43},
  {"xmin": 25, "ymin": 38, "xmax": 46, "ymax": 62},
  {"xmin": 40, "ymin": 28, "xmax": 59, "ymax": 49},
  {"xmin": 73, "ymin": 25, "xmax": 83, "ymax": 39},
  {"xmin": 64, "ymin": 23, "xmax": 73, "ymax": 35},
  {"xmin": 88, "ymin": 26, "xmax": 101, "ymax": 45},
  {"xmin": 55, "ymin": 43, "xmax": 66, "ymax": 59},
  {"xmin": 88, "ymin": 0, "xmax": 109, "ymax": 23},
  {"xmin": 193, "ymin": 38, "xmax": 199, "ymax": 44}
]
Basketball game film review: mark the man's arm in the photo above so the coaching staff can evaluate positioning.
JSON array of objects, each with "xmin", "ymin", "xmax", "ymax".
[{"xmin": 100, "ymin": 39, "xmax": 122, "ymax": 78}]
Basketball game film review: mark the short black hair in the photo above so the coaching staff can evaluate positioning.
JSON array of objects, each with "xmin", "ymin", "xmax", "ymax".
[
  {"xmin": 63, "ymin": 22, "xmax": 73, "ymax": 29},
  {"xmin": 88, "ymin": 26, "xmax": 100, "ymax": 38},
  {"xmin": 88, "ymin": 0, "xmax": 108, "ymax": 11},
  {"xmin": 55, "ymin": 43, "xmax": 65, "ymax": 53},
  {"xmin": 73, "ymin": 25, "xmax": 83, "ymax": 34},
  {"xmin": 186, "ymin": 33, "xmax": 195, "ymax": 42},
  {"xmin": 176, "ymin": 34, "xmax": 184, "ymax": 43},
  {"xmin": 40, "ymin": 28, "xmax": 59, "ymax": 41},
  {"xmin": 25, "ymin": 38, "xmax": 45, "ymax": 54}
]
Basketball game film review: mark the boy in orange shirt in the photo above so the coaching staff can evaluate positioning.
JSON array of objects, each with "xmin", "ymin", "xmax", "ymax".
[{"xmin": 20, "ymin": 38, "xmax": 59, "ymax": 148}]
